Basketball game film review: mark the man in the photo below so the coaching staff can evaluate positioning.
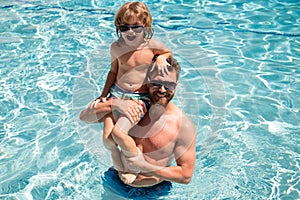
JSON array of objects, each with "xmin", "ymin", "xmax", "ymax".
[{"xmin": 80, "ymin": 57, "xmax": 196, "ymax": 194}]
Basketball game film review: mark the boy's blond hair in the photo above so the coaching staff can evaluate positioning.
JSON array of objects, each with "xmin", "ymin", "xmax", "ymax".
[
  {"xmin": 114, "ymin": 2, "xmax": 152, "ymax": 27},
  {"xmin": 114, "ymin": 2, "xmax": 153, "ymax": 41}
]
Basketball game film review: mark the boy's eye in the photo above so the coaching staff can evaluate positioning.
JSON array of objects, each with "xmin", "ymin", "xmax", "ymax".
[{"xmin": 118, "ymin": 24, "xmax": 144, "ymax": 33}]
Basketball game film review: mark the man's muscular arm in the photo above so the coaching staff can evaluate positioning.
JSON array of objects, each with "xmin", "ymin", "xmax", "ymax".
[{"xmin": 125, "ymin": 117, "xmax": 196, "ymax": 184}]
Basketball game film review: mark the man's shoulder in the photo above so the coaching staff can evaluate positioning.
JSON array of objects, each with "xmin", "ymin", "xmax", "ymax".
[
  {"xmin": 167, "ymin": 102, "xmax": 183, "ymax": 115},
  {"xmin": 167, "ymin": 102, "xmax": 195, "ymax": 130}
]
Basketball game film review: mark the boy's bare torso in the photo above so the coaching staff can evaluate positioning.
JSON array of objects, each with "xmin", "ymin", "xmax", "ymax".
[
  {"xmin": 117, "ymin": 49, "xmax": 154, "ymax": 91},
  {"xmin": 111, "ymin": 39, "xmax": 166, "ymax": 91}
]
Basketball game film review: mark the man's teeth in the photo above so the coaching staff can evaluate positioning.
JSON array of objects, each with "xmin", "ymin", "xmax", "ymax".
[{"xmin": 156, "ymin": 93, "xmax": 166, "ymax": 97}]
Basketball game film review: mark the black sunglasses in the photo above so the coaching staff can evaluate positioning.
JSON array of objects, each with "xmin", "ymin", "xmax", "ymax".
[
  {"xmin": 118, "ymin": 24, "xmax": 144, "ymax": 33},
  {"xmin": 150, "ymin": 80, "xmax": 177, "ymax": 91}
]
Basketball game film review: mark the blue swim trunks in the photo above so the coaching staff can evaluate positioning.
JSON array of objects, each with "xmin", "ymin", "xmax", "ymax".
[
  {"xmin": 108, "ymin": 84, "xmax": 150, "ymax": 120},
  {"xmin": 101, "ymin": 167, "xmax": 172, "ymax": 199}
]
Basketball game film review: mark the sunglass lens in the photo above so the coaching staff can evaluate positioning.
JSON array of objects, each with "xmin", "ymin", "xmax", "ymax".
[
  {"xmin": 166, "ymin": 84, "xmax": 175, "ymax": 91},
  {"xmin": 118, "ymin": 25, "xmax": 144, "ymax": 33},
  {"xmin": 150, "ymin": 81, "xmax": 176, "ymax": 91},
  {"xmin": 118, "ymin": 26, "xmax": 129, "ymax": 32},
  {"xmin": 132, "ymin": 25, "xmax": 144, "ymax": 33}
]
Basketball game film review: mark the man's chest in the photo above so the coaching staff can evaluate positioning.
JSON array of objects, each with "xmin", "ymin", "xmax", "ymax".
[{"xmin": 133, "ymin": 127, "xmax": 177, "ymax": 159}]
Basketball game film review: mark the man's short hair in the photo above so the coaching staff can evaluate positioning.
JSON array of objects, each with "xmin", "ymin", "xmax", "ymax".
[{"xmin": 146, "ymin": 55, "xmax": 181, "ymax": 82}]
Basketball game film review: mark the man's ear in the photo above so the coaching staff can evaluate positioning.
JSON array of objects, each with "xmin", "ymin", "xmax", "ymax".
[{"xmin": 145, "ymin": 76, "xmax": 151, "ymax": 83}]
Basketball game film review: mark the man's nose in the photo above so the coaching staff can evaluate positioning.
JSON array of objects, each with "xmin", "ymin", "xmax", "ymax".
[{"xmin": 158, "ymin": 85, "xmax": 167, "ymax": 92}]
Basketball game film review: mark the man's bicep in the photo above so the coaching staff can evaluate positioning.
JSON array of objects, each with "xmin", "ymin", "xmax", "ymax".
[
  {"xmin": 174, "ymin": 138, "xmax": 196, "ymax": 179},
  {"xmin": 174, "ymin": 119, "xmax": 196, "ymax": 165},
  {"xmin": 174, "ymin": 136, "xmax": 196, "ymax": 164}
]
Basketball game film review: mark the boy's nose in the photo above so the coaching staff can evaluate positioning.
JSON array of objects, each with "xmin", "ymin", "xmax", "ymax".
[{"xmin": 128, "ymin": 28, "xmax": 135, "ymax": 33}]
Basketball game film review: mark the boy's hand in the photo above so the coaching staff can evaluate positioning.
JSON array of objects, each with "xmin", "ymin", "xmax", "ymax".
[
  {"xmin": 155, "ymin": 55, "xmax": 170, "ymax": 77},
  {"xmin": 112, "ymin": 99, "xmax": 141, "ymax": 124}
]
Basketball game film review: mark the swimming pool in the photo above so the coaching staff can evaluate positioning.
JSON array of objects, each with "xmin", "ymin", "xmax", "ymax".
[{"xmin": 1, "ymin": 0, "xmax": 299, "ymax": 199}]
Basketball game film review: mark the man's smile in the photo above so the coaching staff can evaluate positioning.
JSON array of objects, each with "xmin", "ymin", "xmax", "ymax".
[
  {"xmin": 154, "ymin": 91, "xmax": 169, "ymax": 98},
  {"xmin": 152, "ymin": 91, "xmax": 172, "ymax": 105}
]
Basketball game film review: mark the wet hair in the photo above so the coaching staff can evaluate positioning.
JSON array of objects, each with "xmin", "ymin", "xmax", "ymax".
[
  {"xmin": 114, "ymin": 2, "xmax": 153, "ymax": 41},
  {"xmin": 146, "ymin": 55, "xmax": 181, "ymax": 82}
]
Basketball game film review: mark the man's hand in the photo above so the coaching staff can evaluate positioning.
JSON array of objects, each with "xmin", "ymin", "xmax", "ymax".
[
  {"xmin": 111, "ymin": 99, "xmax": 141, "ymax": 124},
  {"xmin": 80, "ymin": 98, "xmax": 112, "ymax": 123},
  {"xmin": 121, "ymin": 148, "xmax": 147, "ymax": 173},
  {"xmin": 122, "ymin": 148, "xmax": 165, "ymax": 174},
  {"xmin": 90, "ymin": 97, "xmax": 107, "ymax": 109}
]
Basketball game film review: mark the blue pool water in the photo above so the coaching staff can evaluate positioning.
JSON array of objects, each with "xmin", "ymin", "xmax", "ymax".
[{"xmin": 1, "ymin": 0, "xmax": 299, "ymax": 199}]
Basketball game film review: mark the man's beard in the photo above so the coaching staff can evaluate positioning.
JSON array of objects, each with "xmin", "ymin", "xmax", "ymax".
[{"xmin": 149, "ymin": 91, "xmax": 174, "ymax": 107}]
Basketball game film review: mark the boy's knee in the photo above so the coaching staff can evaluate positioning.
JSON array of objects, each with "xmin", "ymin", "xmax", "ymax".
[
  {"xmin": 103, "ymin": 137, "xmax": 117, "ymax": 150},
  {"xmin": 111, "ymin": 117, "xmax": 132, "ymax": 143},
  {"xmin": 111, "ymin": 125, "xmax": 127, "ymax": 140}
]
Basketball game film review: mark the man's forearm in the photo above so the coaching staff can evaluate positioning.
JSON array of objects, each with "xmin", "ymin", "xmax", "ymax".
[
  {"xmin": 141, "ymin": 163, "xmax": 193, "ymax": 184},
  {"xmin": 154, "ymin": 167, "xmax": 192, "ymax": 184},
  {"xmin": 79, "ymin": 99, "xmax": 113, "ymax": 123}
]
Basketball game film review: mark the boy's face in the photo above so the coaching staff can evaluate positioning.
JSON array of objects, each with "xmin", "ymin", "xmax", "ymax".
[
  {"xmin": 148, "ymin": 70, "xmax": 177, "ymax": 107},
  {"xmin": 119, "ymin": 19, "xmax": 145, "ymax": 46}
]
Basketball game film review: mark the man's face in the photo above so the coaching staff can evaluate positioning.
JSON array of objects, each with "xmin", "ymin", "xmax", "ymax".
[{"xmin": 148, "ymin": 70, "xmax": 177, "ymax": 107}]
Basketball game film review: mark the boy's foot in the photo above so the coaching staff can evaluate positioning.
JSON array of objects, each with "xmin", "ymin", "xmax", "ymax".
[
  {"xmin": 119, "ymin": 147, "xmax": 143, "ymax": 184},
  {"xmin": 119, "ymin": 172, "xmax": 138, "ymax": 184}
]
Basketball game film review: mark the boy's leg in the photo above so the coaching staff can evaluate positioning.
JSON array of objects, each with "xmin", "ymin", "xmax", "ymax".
[
  {"xmin": 103, "ymin": 114, "xmax": 115, "ymax": 149},
  {"xmin": 111, "ymin": 116, "xmax": 141, "ymax": 184},
  {"xmin": 111, "ymin": 116, "xmax": 139, "ymax": 157},
  {"xmin": 103, "ymin": 115, "xmax": 124, "ymax": 172}
]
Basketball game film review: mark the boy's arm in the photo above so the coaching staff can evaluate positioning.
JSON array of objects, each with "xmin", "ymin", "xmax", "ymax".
[
  {"xmin": 97, "ymin": 45, "xmax": 119, "ymax": 99},
  {"xmin": 151, "ymin": 39, "xmax": 172, "ymax": 64},
  {"xmin": 155, "ymin": 51, "xmax": 172, "ymax": 65}
]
